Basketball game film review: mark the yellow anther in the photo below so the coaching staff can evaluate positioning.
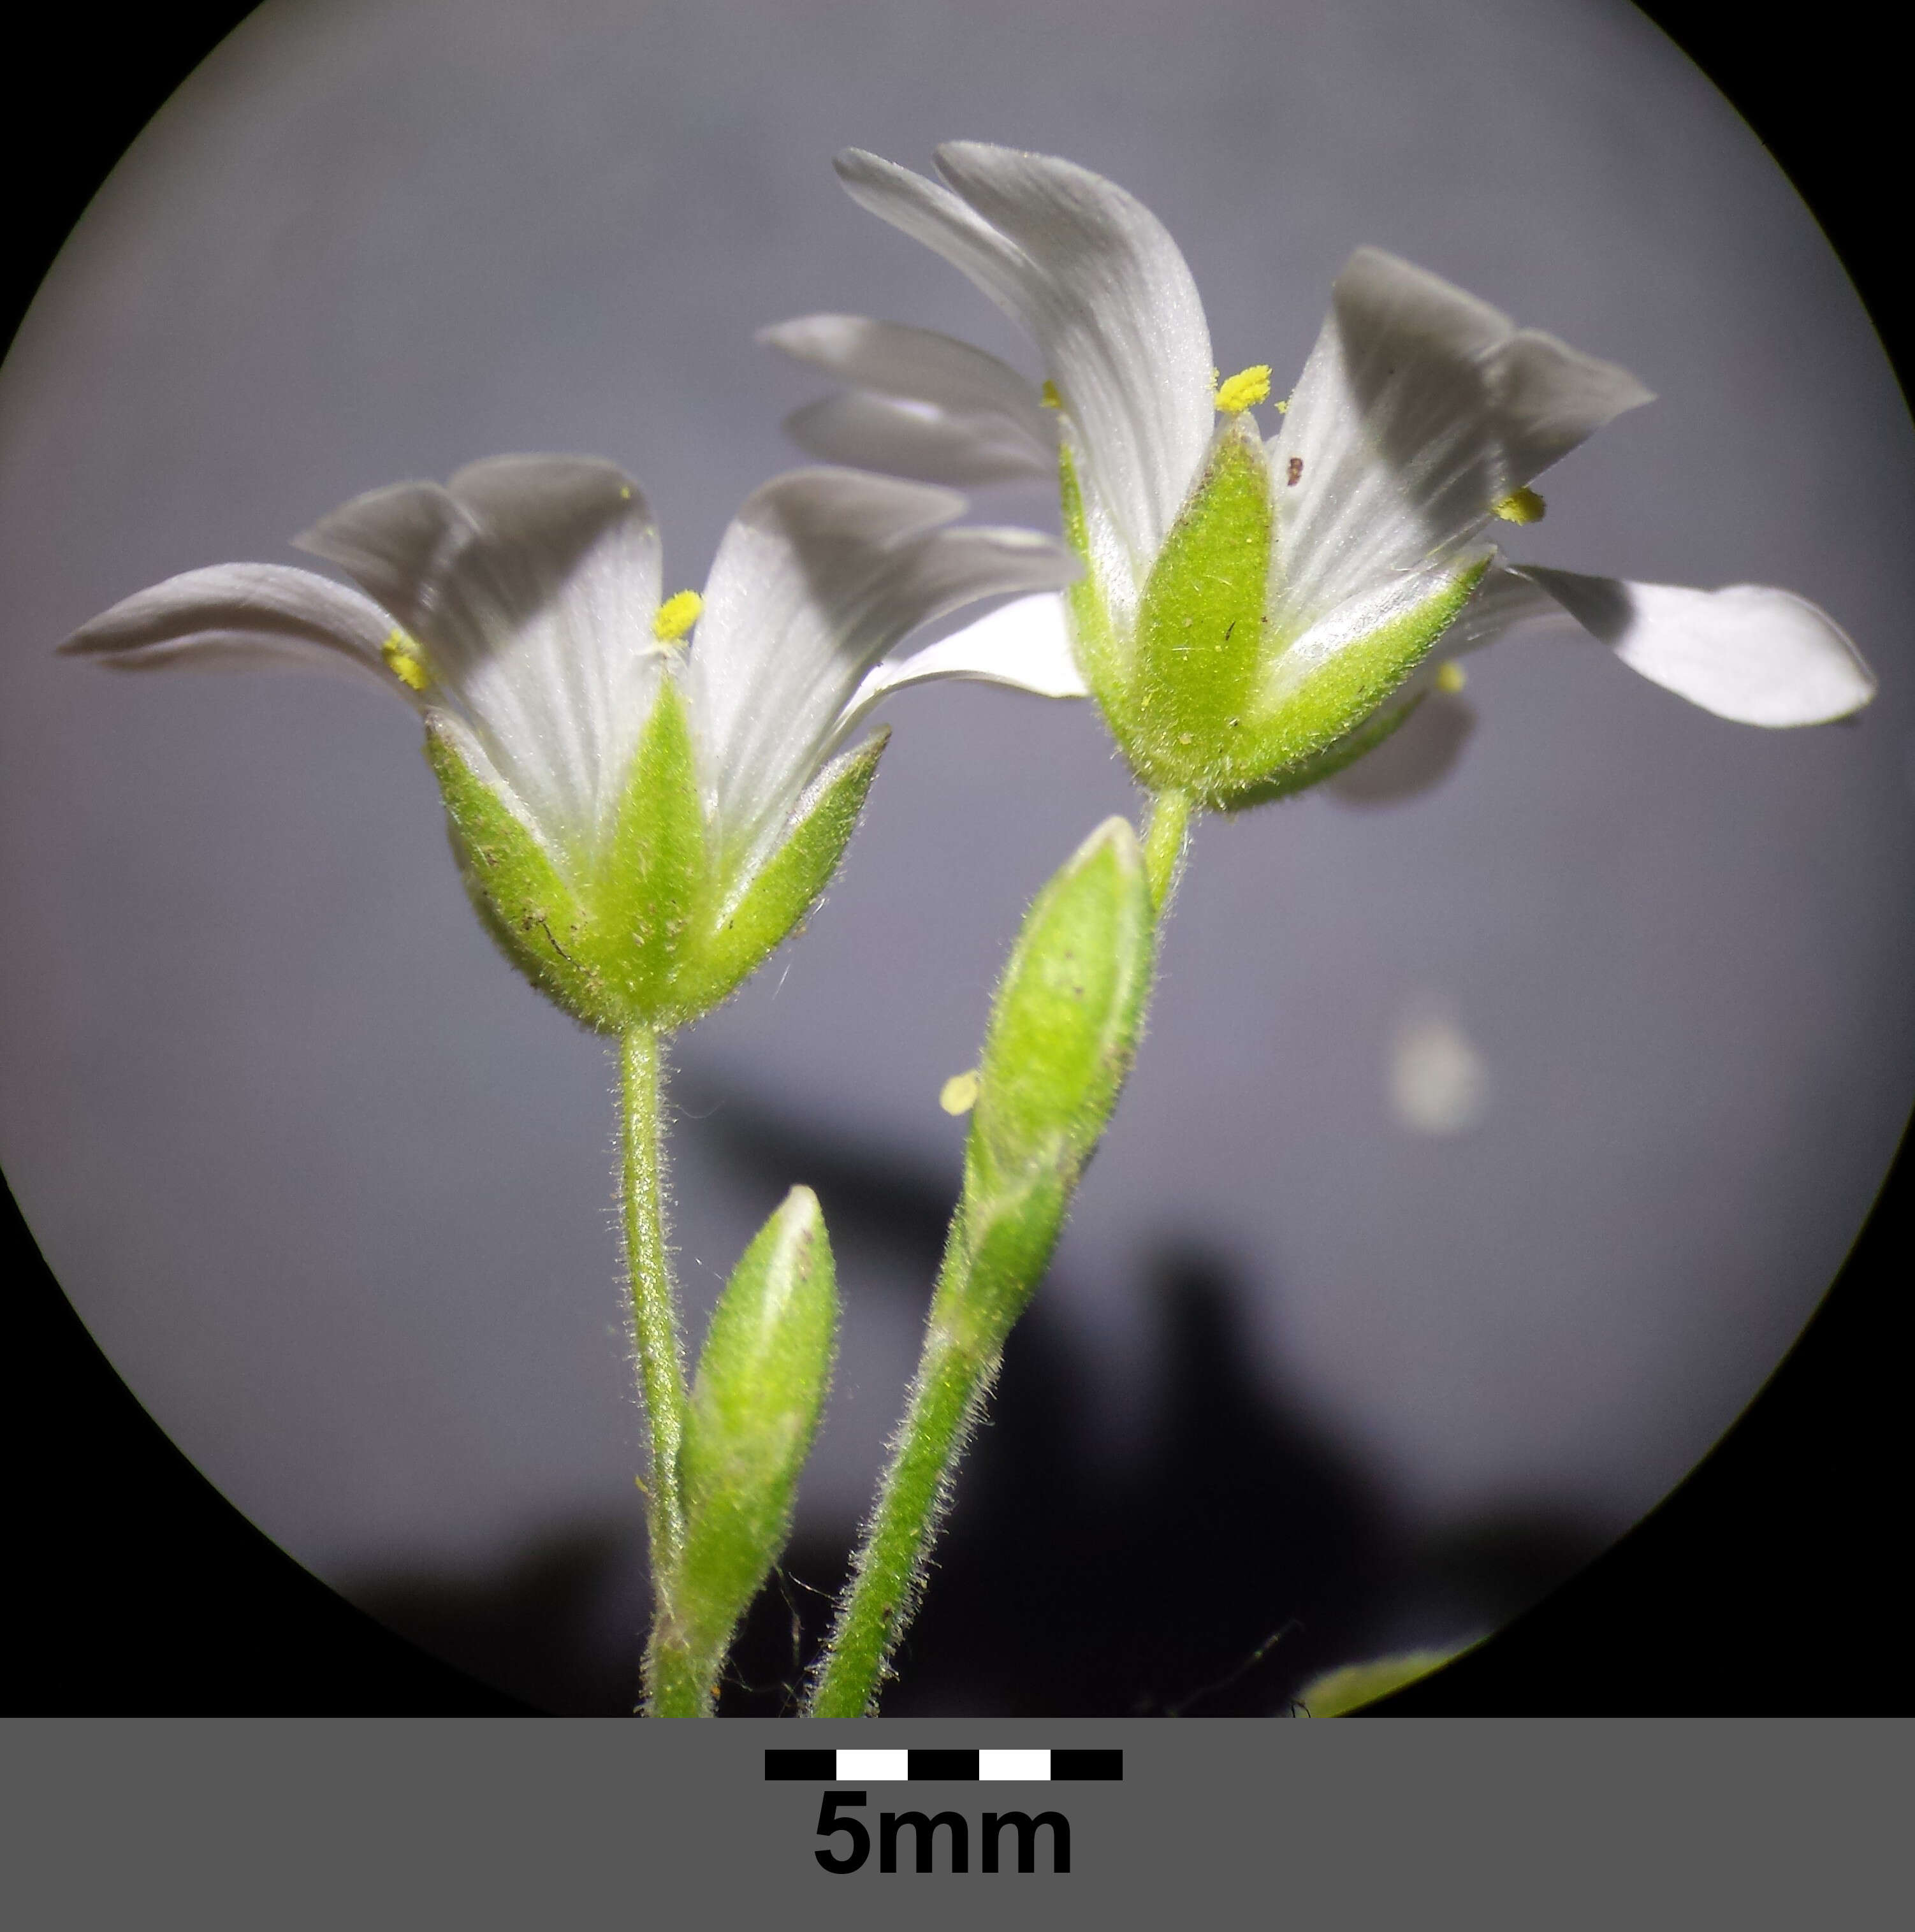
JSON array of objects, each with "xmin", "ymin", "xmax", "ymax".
[
  {"xmin": 1039, "ymin": 379, "xmax": 1063, "ymax": 410},
  {"xmin": 1492, "ymin": 487, "xmax": 1546, "ymax": 525},
  {"xmin": 652, "ymin": 590, "xmax": 703, "ymax": 643},
  {"xmin": 1436, "ymin": 661, "xmax": 1468, "ymax": 694},
  {"xmin": 620, "ymin": 484, "xmax": 632, "ymax": 501},
  {"xmin": 1214, "ymin": 364, "xmax": 1272, "ymax": 415},
  {"xmin": 1274, "ymin": 396, "xmax": 1290, "ymax": 413},
  {"xmin": 939, "ymin": 1070, "xmax": 980, "ymax": 1116},
  {"xmin": 380, "ymin": 628, "xmax": 432, "ymax": 692}
]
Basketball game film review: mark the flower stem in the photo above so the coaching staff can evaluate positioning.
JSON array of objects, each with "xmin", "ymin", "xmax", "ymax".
[
  {"xmin": 805, "ymin": 1253, "xmax": 994, "ymax": 1716},
  {"xmin": 1142, "ymin": 786, "xmax": 1193, "ymax": 915},
  {"xmin": 808, "ymin": 818, "xmax": 1160, "ymax": 1717},
  {"xmin": 620, "ymin": 1026, "xmax": 697, "ymax": 1711}
]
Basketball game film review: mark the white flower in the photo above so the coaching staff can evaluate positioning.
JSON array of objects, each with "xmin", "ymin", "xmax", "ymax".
[
  {"xmin": 766, "ymin": 142, "xmax": 1875, "ymax": 805},
  {"xmin": 62, "ymin": 453, "xmax": 1076, "ymax": 1026}
]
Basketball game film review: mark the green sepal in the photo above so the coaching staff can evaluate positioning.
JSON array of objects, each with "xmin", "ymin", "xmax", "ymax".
[
  {"xmin": 1225, "ymin": 557, "xmax": 1489, "ymax": 801},
  {"xmin": 1057, "ymin": 442, "xmax": 1125, "ymax": 715},
  {"xmin": 592, "ymin": 680, "xmax": 709, "ymax": 1020},
  {"xmin": 424, "ymin": 722, "xmax": 620, "ymax": 1029},
  {"xmin": 1218, "ymin": 689, "xmax": 1424, "ymax": 813},
  {"xmin": 678, "ymin": 729, "xmax": 888, "ymax": 1017},
  {"xmin": 1294, "ymin": 1644, "xmax": 1470, "ymax": 1716},
  {"xmin": 671, "ymin": 1186, "xmax": 838, "ymax": 1691},
  {"xmin": 939, "ymin": 817, "xmax": 1155, "ymax": 1353},
  {"xmin": 1124, "ymin": 427, "xmax": 1273, "ymax": 793}
]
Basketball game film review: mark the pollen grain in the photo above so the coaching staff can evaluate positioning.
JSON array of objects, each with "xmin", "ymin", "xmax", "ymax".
[
  {"xmin": 653, "ymin": 590, "xmax": 704, "ymax": 644},
  {"xmin": 1214, "ymin": 364, "xmax": 1272, "ymax": 415}
]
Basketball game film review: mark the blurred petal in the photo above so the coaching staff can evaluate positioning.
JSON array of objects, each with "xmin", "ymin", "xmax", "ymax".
[
  {"xmin": 844, "ymin": 591, "xmax": 1088, "ymax": 723},
  {"xmin": 1389, "ymin": 1000, "xmax": 1490, "ymax": 1134},
  {"xmin": 783, "ymin": 393, "xmax": 1056, "ymax": 487},
  {"xmin": 688, "ymin": 467, "xmax": 1075, "ymax": 871},
  {"xmin": 1517, "ymin": 566, "xmax": 1877, "ymax": 726},
  {"xmin": 1324, "ymin": 690, "xmax": 1478, "ymax": 804},
  {"xmin": 759, "ymin": 314, "xmax": 1055, "ymax": 456},
  {"xmin": 59, "ymin": 562, "xmax": 399, "ymax": 695},
  {"xmin": 298, "ymin": 455, "xmax": 665, "ymax": 866},
  {"xmin": 1269, "ymin": 249, "xmax": 1651, "ymax": 640},
  {"xmin": 836, "ymin": 142, "xmax": 1214, "ymax": 570}
]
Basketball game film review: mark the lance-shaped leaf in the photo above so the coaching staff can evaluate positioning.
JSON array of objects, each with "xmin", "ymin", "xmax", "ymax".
[
  {"xmin": 942, "ymin": 816, "xmax": 1154, "ymax": 1353},
  {"xmin": 670, "ymin": 1187, "xmax": 838, "ymax": 1698}
]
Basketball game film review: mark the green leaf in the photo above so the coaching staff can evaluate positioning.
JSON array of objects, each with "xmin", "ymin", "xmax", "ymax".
[
  {"xmin": 1294, "ymin": 1645, "xmax": 1470, "ymax": 1716},
  {"xmin": 591, "ymin": 680, "xmax": 710, "ymax": 1019},
  {"xmin": 423, "ymin": 722, "xmax": 620, "ymax": 1030},
  {"xmin": 1126, "ymin": 426, "xmax": 1273, "ymax": 792},
  {"xmin": 944, "ymin": 816, "xmax": 1155, "ymax": 1351},
  {"xmin": 679, "ymin": 729, "xmax": 887, "ymax": 1016},
  {"xmin": 671, "ymin": 1187, "xmax": 838, "ymax": 1694}
]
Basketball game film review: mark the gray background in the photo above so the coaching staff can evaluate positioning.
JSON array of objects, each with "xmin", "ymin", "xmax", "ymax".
[{"xmin": 2, "ymin": 0, "xmax": 1911, "ymax": 1712}]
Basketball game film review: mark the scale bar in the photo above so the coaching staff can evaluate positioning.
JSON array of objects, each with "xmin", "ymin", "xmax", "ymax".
[{"xmin": 765, "ymin": 1748, "xmax": 1121, "ymax": 1783}]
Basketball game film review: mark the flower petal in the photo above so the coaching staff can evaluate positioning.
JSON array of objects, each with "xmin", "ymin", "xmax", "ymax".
[
  {"xmin": 1269, "ymin": 249, "xmax": 1652, "ymax": 639},
  {"xmin": 1514, "ymin": 566, "xmax": 1876, "ymax": 725},
  {"xmin": 783, "ymin": 392, "xmax": 1056, "ymax": 487},
  {"xmin": 835, "ymin": 143, "xmax": 1214, "ymax": 574},
  {"xmin": 1323, "ymin": 690, "xmax": 1478, "ymax": 804},
  {"xmin": 687, "ymin": 467, "xmax": 1076, "ymax": 875},
  {"xmin": 843, "ymin": 591, "xmax": 1089, "ymax": 722},
  {"xmin": 296, "ymin": 455, "xmax": 665, "ymax": 867},
  {"xmin": 759, "ymin": 314, "xmax": 1056, "ymax": 455},
  {"xmin": 58, "ymin": 562, "xmax": 401, "ymax": 695}
]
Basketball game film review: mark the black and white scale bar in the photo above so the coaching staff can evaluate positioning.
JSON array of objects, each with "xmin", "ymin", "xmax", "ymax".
[{"xmin": 766, "ymin": 1748, "xmax": 1120, "ymax": 1783}]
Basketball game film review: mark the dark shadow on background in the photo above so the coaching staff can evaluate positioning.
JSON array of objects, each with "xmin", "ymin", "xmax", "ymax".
[{"xmin": 344, "ymin": 1082, "xmax": 1608, "ymax": 1715}]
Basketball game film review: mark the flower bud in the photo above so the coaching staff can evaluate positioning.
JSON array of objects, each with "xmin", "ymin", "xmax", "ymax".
[
  {"xmin": 940, "ymin": 815, "xmax": 1154, "ymax": 1353},
  {"xmin": 669, "ymin": 1187, "xmax": 838, "ymax": 1690}
]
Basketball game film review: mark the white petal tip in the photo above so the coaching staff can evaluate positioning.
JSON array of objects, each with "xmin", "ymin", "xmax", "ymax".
[{"xmin": 1523, "ymin": 569, "xmax": 1877, "ymax": 728}]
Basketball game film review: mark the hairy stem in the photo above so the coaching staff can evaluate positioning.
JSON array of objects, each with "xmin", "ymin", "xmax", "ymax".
[
  {"xmin": 620, "ymin": 1027, "xmax": 698, "ymax": 1713},
  {"xmin": 806, "ymin": 1251, "xmax": 994, "ymax": 1717},
  {"xmin": 1142, "ymin": 786, "xmax": 1193, "ymax": 915}
]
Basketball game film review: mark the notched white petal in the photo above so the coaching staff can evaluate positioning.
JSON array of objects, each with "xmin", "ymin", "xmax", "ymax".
[
  {"xmin": 689, "ymin": 467, "xmax": 1075, "ymax": 873},
  {"xmin": 838, "ymin": 142, "xmax": 1214, "ymax": 571},
  {"xmin": 1516, "ymin": 567, "xmax": 1877, "ymax": 726},
  {"xmin": 1269, "ymin": 248, "xmax": 1651, "ymax": 637},
  {"xmin": 299, "ymin": 454, "xmax": 667, "ymax": 867},
  {"xmin": 58, "ymin": 562, "xmax": 400, "ymax": 695}
]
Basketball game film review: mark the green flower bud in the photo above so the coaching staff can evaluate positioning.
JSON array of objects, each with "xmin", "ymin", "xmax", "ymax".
[
  {"xmin": 667, "ymin": 1186, "xmax": 838, "ymax": 1697},
  {"xmin": 940, "ymin": 815, "xmax": 1155, "ymax": 1355}
]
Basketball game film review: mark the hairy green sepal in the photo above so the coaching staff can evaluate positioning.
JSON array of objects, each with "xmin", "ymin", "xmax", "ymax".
[
  {"xmin": 426, "ymin": 723, "xmax": 613, "ymax": 1024},
  {"xmin": 1224, "ymin": 559, "xmax": 1489, "ymax": 806},
  {"xmin": 426, "ymin": 699, "xmax": 886, "ymax": 1032},
  {"xmin": 681, "ymin": 730, "xmax": 888, "ymax": 1015},
  {"xmin": 657, "ymin": 1186, "xmax": 838, "ymax": 1711},
  {"xmin": 1123, "ymin": 430, "xmax": 1273, "ymax": 795}
]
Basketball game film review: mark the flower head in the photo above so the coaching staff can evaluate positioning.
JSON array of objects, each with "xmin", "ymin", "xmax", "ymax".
[
  {"xmin": 62, "ymin": 454, "xmax": 1075, "ymax": 1027},
  {"xmin": 766, "ymin": 143, "xmax": 1874, "ymax": 807}
]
